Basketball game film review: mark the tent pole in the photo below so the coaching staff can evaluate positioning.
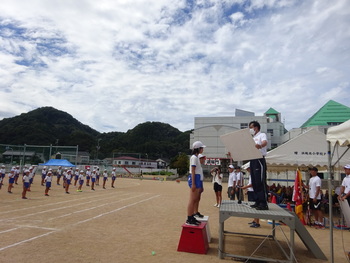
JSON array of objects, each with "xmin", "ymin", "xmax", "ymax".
[{"xmin": 327, "ymin": 141, "xmax": 334, "ymax": 263}]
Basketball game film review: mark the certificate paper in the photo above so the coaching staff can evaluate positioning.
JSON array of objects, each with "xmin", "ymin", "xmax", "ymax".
[{"xmin": 220, "ymin": 128, "xmax": 263, "ymax": 161}]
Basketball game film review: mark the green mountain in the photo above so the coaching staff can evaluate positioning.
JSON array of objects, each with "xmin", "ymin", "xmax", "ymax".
[{"xmin": 0, "ymin": 107, "xmax": 190, "ymax": 159}]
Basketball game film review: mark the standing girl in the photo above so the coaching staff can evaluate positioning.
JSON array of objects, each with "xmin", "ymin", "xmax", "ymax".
[
  {"xmin": 102, "ymin": 169, "xmax": 108, "ymax": 189},
  {"xmin": 22, "ymin": 170, "xmax": 31, "ymax": 199},
  {"xmin": 111, "ymin": 168, "xmax": 116, "ymax": 188},
  {"xmin": 186, "ymin": 141, "xmax": 206, "ymax": 226},
  {"xmin": 8, "ymin": 168, "xmax": 15, "ymax": 193},
  {"xmin": 211, "ymin": 166, "xmax": 223, "ymax": 208},
  {"xmin": 77, "ymin": 170, "xmax": 85, "ymax": 192},
  {"xmin": 44, "ymin": 171, "xmax": 52, "ymax": 196}
]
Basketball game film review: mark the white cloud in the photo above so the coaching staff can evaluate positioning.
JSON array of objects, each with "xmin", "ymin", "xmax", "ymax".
[{"xmin": 0, "ymin": 0, "xmax": 349, "ymax": 133}]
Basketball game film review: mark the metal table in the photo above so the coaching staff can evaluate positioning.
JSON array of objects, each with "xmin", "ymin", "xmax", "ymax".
[{"xmin": 218, "ymin": 200, "xmax": 295, "ymax": 262}]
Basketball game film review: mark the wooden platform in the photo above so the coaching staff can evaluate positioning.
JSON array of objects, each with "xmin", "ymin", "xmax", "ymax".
[{"xmin": 218, "ymin": 200, "xmax": 326, "ymax": 262}]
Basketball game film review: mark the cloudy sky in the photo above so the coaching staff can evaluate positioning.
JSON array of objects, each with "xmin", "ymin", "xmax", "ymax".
[{"xmin": 0, "ymin": 0, "xmax": 349, "ymax": 133}]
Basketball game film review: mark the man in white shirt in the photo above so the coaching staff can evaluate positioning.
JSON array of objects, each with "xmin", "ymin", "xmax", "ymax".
[
  {"xmin": 305, "ymin": 167, "xmax": 323, "ymax": 227},
  {"xmin": 227, "ymin": 165, "xmax": 236, "ymax": 200},
  {"xmin": 339, "ymin": 164, "xmax": 350, "ymax": 206},
  {"xmin": 235, "ymin": 166, "xmax": 244, "ymax": 202},
  {"xmin": 249, "ymin": 121, "xmax": 268, "ymax": 210}
]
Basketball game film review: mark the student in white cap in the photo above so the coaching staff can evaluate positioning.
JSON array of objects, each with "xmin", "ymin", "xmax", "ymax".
[
  {"xmin": 338, "ymin": 164, "xmax": 350, "ymax": 206},
  {"xmin": 186, "ymin": 141, "xmax": 206, "ymax": 226},
  {"xmin": 44, "ymin": 171, "xmax": 52, "ymax": 196},
  {"xmin": 102, "ymin": 169, "xmax": 108, "ymax": 189},
  {"xmin": 193, "ymin": 154, "xmax": 206, "ymax": 219},
  {"xmin": 227, "ymin": 164, "xmax": 236, "ymax": 201},
  {"xmin": 111, "ymin": 168, "xmax": 117, "ymax": 188},
  {"xmin": 77, "ymin": 170, "xmax": 85, "ymax": 192},
  {"xmin": 7, "ymin": 168, "xmax": 15, "ymax": 193}
]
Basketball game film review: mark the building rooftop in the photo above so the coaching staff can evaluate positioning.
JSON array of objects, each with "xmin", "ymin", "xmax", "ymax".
[{"xmin": 300, "ymin": 100, "xmax": 350, "ymax": 128}]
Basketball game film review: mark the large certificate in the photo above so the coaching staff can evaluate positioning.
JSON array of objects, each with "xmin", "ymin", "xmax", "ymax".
[{"xmin": 220, "ymin": 128, "xmax": 263, "ymax": 161}]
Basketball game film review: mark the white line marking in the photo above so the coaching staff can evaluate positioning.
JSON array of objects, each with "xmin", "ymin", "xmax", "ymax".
[
  {"xmin": 0, "ymin": 194, "xmax": 160, "ymax": 252},
  {"xmin": 2, "ymin": 193, "xmax": 134, "ymax": 221},
  {"xmin": 71, "ymin": 195, "xmax": 160, "ymax": 226},
  {"xmin": 0, "ymin": 228, "xmax": 19, "ymax": 234},
  {"xmin": 47, "ymin": 193, "xmax": 149, "ymax": 220},
  {"xmin": 0, "ymin": 191, "xmax": 123, "ymax": 215},
  {"xmin": 0, "ymin": 231, "xmax": 57, "ymax": 252}
]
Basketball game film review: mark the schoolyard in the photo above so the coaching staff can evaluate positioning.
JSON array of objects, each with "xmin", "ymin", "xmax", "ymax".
[{"xmin": 0, "ymin": 177, "xmax": 349, "ymax": 263}]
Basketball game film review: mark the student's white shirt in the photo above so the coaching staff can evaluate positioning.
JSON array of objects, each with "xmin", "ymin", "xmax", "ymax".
[
  {"xmin": 228, "ymin": 172, "xmax": 236, "ymax": 187},
  {"xmin": 235, "ymin": 171, "xmax": 243, "ymax": 187},
  {"xmin": 44, "ymin": 176, "xmax": 52, "ymax": 182},
  {"xmin": 253, "ymin": 131, "xmax": 268, "ymax": 156},
  {"xmin": 189, "ymin": 155, "xmax": 202, "ymax": 176},
  {"xmin": 212, "ymin": 172, "xmax": 222, "ymax": 185},
  {"xmin": 341, "ymin": 175, "xmax": 350, "ymax": 194},
  {"xmin": 309, "ymin": 176, "xmax": 322, "ymax": 199},
  {"xmin": 23, "ymin": 175, "xmax": 31, "ymax": 183},
  {"xmin": 247, "ymin": 176, "xmax": 253, "ymax": 192}
]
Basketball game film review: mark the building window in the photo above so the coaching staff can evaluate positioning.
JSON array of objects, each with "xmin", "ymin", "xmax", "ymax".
[
  {"xmin": 240, "ymin": 123, "xmax": 248, "ymax": 129},
  {"xmin": 267, "ymin": 129, "xmax": 274, "ymax": 136},
  {"xmin": 125, "ymin": 161, "xmax": 129, "ymax": 165},
  {"xmin": 132, "ymin": 162, "xmax": 136, "ymax": 165}
]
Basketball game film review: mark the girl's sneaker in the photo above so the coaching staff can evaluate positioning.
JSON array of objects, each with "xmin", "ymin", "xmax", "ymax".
[{"xmin": 186, "ymin": 216, "xmax": 200, "ymax": 226}]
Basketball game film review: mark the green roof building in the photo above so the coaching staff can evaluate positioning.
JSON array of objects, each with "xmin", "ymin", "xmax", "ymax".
[{"xmin": 300, "ymin": 100, "xmax": 350, "ymax": 128}]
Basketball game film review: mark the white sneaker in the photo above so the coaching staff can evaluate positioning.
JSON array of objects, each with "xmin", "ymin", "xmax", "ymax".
[
  {"xmin": 214, "ymin": 203, "xmax": 218, "ymax": 207},
  {"xmin": 217, "ymin": 204, "xmax": 220, "ymax": 208}
]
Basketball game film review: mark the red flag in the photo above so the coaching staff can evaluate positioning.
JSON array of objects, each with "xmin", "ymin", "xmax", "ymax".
[{"xmin": 293, "ymin": 169, "xmax": 306, "ymax": 224}]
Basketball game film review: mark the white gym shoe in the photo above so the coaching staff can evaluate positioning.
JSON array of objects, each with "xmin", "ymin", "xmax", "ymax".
[
  {"xmin": 217, "ymin": 204, "xmax": 221, "ymax": 208},
  {"xmin": 214, "ymin": 203, "xmax": 218, "ymax": 207}
]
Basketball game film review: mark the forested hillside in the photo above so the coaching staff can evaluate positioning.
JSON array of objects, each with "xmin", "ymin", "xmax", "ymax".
[{"xmin": 0, "ymin": 107, "xmax": 191, "ymax": 160}]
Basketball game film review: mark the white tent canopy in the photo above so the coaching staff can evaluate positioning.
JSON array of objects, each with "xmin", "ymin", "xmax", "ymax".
[
  {"xmin": 266, "ymin": 128, "xmax": 350, "ymax": 169},
  {"xmin": 327, "ymin": 119, "xmax": 350, "ymax": 147},
  {"xmin": 326, "ymin": 119, "xmax": 350, "ymax": 263}
]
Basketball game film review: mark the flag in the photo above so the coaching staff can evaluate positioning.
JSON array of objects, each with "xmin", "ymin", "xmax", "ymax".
[{"xmin": 293, "ymin": 169, "xmax": 306, "ymax": 225}]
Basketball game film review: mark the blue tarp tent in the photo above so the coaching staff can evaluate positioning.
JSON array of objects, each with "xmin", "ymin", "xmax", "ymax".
[{"xmin": 40, "ymin": 159, "xmax": 75, "ymax": 167}]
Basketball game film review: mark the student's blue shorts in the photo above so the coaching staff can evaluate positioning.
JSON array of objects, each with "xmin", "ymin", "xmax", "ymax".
[
  {"xmin": 79, "ymin": 180, "xmax": 84, "ymax": 186},
  {"xmin": 46, "ymin": 182, "xmax": 51, "ymax": 188},
  {"xmin": 9, "ymin": 178, "xmax": 15, "ymax": 184},
  {"xmin": 188, "ymin": 174, "xmax": 203, "ymax": 189},
  {"xmin": 24, "ymin": 182, "xmax": 30, "ymax": 189},
  {"xmin": 66, "ymin": 179, "xmax": 71, "ymax": 185},
  {"xmin": 92, "ymin": 178, "xmax": 96, "ymax": 183}
]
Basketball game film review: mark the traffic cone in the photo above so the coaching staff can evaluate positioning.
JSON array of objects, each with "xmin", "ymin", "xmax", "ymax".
[
  {"xmin": 286, "ymin": 202, "xmax": 292, "ymax": 211},
  {"xmin": 271, "ymin": 195, "xmax": 277, "ymax": 204}
]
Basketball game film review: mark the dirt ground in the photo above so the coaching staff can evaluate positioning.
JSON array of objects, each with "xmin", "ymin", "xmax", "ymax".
[{"xmin": 0, "ymin": 177, "xmax": 349, "ymax": 263}]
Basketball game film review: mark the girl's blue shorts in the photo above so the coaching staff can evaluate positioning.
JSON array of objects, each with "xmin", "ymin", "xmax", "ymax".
[{"xmin": 187, "ymin": 174, "xmax": 203, "ymax": 189}]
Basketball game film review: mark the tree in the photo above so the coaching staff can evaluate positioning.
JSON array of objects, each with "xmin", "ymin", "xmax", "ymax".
[{"xmin": 170, "ymin": 153, "xmax": 189, "ymax": 176}]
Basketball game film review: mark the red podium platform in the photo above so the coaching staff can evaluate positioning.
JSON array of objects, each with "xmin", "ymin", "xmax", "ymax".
[{"xmin": 177, "ymin": 222, "xmax": 209, "ymax": 254}]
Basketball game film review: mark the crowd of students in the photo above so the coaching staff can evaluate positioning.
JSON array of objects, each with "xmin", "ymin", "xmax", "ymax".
[{"xmin": 0, "ymin": 165, "xmax": 119, "ymax": 199}]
